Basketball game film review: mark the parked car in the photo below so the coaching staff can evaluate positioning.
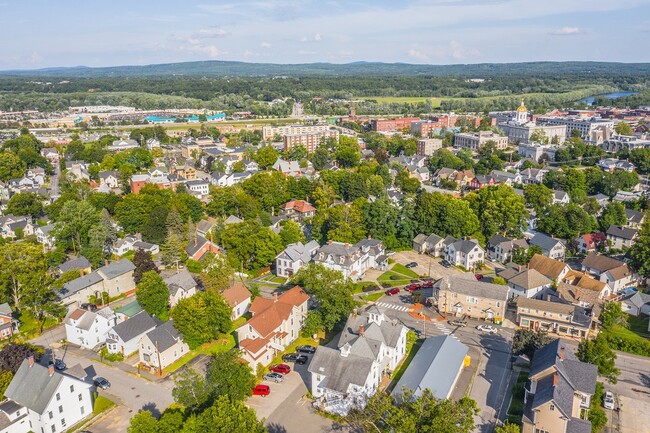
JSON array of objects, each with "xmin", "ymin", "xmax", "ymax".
[
  {"xmin": 405, "ymin": 262, "xmax": 418, "ymax": 268},
  {"xmin": 53, "ymin": 359, "xmax": 66, "ymax": 371},
  {"xmin": 269, "ymin": 364, "xmax": 291, "ymax": 375},
  {"xmin": 80, "ymin": 303, "xmax": 97, "ymax": 312},
  {"xmin": 386, "ymin": 287, "xmax": 400, "ymax": 296},
  {"xmin": 475, "ymin": 274, "xmax": 483, "ymax": 280},
  {"xmin": 603, "ymin": 391, "xmax": 615, "ymax": 410},
  {"xmin": 296, "ymin": 345, "xmax": 317, "ymax": 354},
  {"xmin": 93, "ymin": 377, "xmax": 111, "ymax": 389},
  {"xmin": 404, "ymin": 283, "xmax": 421, "ymax": 292},
  {"xmin": 263, "ymin": 372, "xmax": 284, "ymax": 383},
  {"xmin": 252, "ymin": 384, "xmax": 270, "ymax": 397},
  {"xmin": 282, "ymin": 353, "xmax": 300, "ymax": 363},
  {"xmin": 476, "ymin": 325, "xmax": 498, "ymax": 334},
  {"xmin": 295, "ymin": 355, "xmax": 308, "ymax": 365},
  {"xmin": 448, "ymin": 319, "xmax": 468, "ymax": 327},
  {"xmin": 421, "ymin": 281, "xmax": 434, "ymax": 289},
  {"xmin": 408, "ymin": 327, "xmax": 422, "ymax": 337}
]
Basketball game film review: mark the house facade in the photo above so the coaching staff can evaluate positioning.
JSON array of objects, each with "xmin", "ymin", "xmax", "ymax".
[
  {"xmin": 2, "ymin": 358, "xmax": 94, "ymax": 433},
  {"xmin": 106, "ymin": 311, "xmax": 158, "ymax": 356},
  {"xmin": 432, "ymin": 275, "xmax": 509, "ymax": 323},
  {"xmin": 0, "ymin": 303, "xmax": 18, "ymax": 340},
  {"xmin": 522, "ymin": 341, "xmax": 597, "ymax": 433},
  {"xmin": 222, "ymin": 283, "xmax": 252, "ymax": 320},
  {"xmin": 444, "ymin": 238, "xmax": 485, "ymax": 270},
  {"xmin": 530, "ymin": 233, "xmax": 566, "ymax": 260},
  {"xmin": 606, "ymin": 225, "xmax": 638, "ymax": 250},
  {"xmin": 163, "ymin": 269, "xmax": 197, "ymax": 308},
  {"xmin": 274, "ymin": 240, "xmax": 320, "ymax": 278},
  {"xmin": 64, "ymin": 307, "xmax": 117, "ymax": 350},
  {"xmin": 516, "ymin": 297, "xmax": 593, "ymax": 339},
  {"xmin": 308, "ymin": 305, "xmax": 408, "ymax": 416},
  {"xmin": 138, "ymin": 320, "xmax": 189, "ymax": 371},
  {"xmin": 235, "ymin": 286, "xmax": 309, "ymax": 369},
  {"xmin": 313, "ymin": 239, "xmax": 387, "ymax": 281}
]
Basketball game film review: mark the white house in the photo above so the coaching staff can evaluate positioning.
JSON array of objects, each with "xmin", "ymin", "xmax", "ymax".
[
  {"xmin": 57, "ymin": 259, "xmax": 136, "ymax": 306},
  {"xmin": 222, "ymin": 283, "xmax": 252, "ymax": 320},
  {"xmin": 236, "ymin": 286, "xmax": 309, "ymax": 369},
  {"xmin": 606, "ymin": 225, "xmax": 639, "ymax": 250},
  {"xmin": 35, "ymin": 224, "xmax": 56, "ymax": 248},
  {"xmin": 185, "ymin": 179, "xmax": 210, "ymax": 198},
  {"xmin": 444, "ymin": 238, "xmax": 485, "ymax": 270},
  {"xmin": 312, "ymin": 239, "xmax": 387, "ymax": 281},
  {"xmin": 581, "ymin": 253, "xmax": 635, "ymax": 295},
  {"xmin": 98, "ymin": 171, "xmax": 120, "ymax": 189},
  {"xmin": 138, "ymin": 320, "xmax": 189, "ymax": 371},
  {"xmin": 308, "ymin": 305, "xmax": 408, "ymax": 416},
  {"xmin": 529, "ymin": 233, "xmax": 566, "ymax": 260},
  {"xmin": 274, "ymin": 240, "xmax": 320, "ymax": 278},
  {"xmin": 506, "ymin": 269, "xmax": 552, "ymax": 300},
  {"xmin": 2, "ymin": 357, "xmax": 94, "ymax": 433},
  {"xmin": 106, "ymin": 311, "xmax": 158, "ymax": 356},
  {"xmin": 163, "ymin": 269, "xmax": 197, "ymax": 308},
  {"xmin": 112, "ymin": 234, "xmax": 160, "ymax": 256},
  {"xmin": 487, "ymin": 234, "xmax": 528, "ymax": 263},
  {"xmin": 64, "ymin": 307, "xmax": 116, "ymax": 350}
]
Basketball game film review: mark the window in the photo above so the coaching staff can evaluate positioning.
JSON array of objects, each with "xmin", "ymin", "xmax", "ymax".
[
  {"xmin": 49, "ymin": 411, "xmax": 53, "ymax": 419},
  {"xmin": 550, "ymin": 404, "xmax": 555, "ymax": 411},
  {"xmin": 51, "ymin": 425, "xmax": 56, "ymax": 433},
  {"xmin": 80, "ymin": 406, "xmax": 85, "ymax": 415},
  {"xmin": 70, "ymin": 385, "xmax": 74, "ymax": 393},
  {"xmin": 78, "ymin": 393, "xmax": 83, "ymax": 401},
  {"xmin": 56, "ymin": 393, "xmax": 60, "ymax": 401},
  {"xmin": 61, "ymin": 419, "xmax": 66, "ymax": 427},
  {"xmin": 59, "ymin": 405, "xmax": 63, "ymax": 413},
  {"xmin": 521, "ymin": 319, "xmax": 529, "ymax": 326}
]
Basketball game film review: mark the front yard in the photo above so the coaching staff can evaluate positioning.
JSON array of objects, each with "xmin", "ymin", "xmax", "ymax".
[
  {"xmin": 165, "ymin": 334, "xmax": 236, "ymax": 374},
  {"xmin": 377, "ymin": 264, "xmax": 420, "ymax": 286}
]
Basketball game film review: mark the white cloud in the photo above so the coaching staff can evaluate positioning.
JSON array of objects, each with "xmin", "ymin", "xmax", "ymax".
[
  {"xmin": 192, "ymin": 28, "xmax": 228, "ymax": 39},
  {"xmin": 260, "ymin": 41, "xmax": 272, "ymax": 48},
  {"xmin": 408, "ymin": 48, "xmax": 431, "ymax": 63},
  {"xmin": 300, "ymin": 33, "xmax": 322, "ymax": 42},
  {"xmin": 551, "ymin": 26, "xmax": 583, "ymax": 35}
]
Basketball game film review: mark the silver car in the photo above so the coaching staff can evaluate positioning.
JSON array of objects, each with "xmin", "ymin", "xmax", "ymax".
[
  {"xmin": 263, "ymin": 372, "xmax": 284, "ymax": 383},
  {"xmin": 603, "ymin": 391, "xmax": 615, "ymax": 410}
]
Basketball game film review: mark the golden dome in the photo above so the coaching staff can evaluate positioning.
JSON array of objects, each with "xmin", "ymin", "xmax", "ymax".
[{"xmin": 517, "ymin": 99, "xmax": 527, "ymax": 112}]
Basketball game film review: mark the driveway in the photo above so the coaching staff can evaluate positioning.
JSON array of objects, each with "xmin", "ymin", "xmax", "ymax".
[
  {"xmin": 619, "ymin": 395, "xmax": 650, "ymax": 433},
  {"xmin": 84, "ymin": 405, "xmax": 132, "ymax": 433}
]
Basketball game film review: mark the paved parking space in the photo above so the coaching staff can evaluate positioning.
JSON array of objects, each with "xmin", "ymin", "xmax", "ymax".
[
  {"xmin": 391, "ymin": 250, "xmax": 464, "ymax": 280},
  {"xmin": 83, "ymin": 405, "xmax": 132, "ymax": 433},
  {"xmin": 619, "ymin": 396, "xmax": 650, "ymax": 433},
  {"xmin": 248, "ymin": 369, "xmax": 306, "ymax": 420}
]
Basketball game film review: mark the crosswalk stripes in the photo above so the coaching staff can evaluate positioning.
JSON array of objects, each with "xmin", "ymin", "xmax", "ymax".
[{"xmin": 376, "ymin": 302, "xmax": 410, "ymax": 312}]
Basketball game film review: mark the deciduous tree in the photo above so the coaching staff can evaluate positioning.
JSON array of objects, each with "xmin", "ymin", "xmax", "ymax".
[
  {"xmin": 171, "ymin": 290, "xmax": 232, "ymax": 349},
  {"xmin": 133, "ymin": 249, "xmax": 159, "ymax": 284},
  {"xmin": 136, "ymin": 271, "xmax": 169, "ymax": 319},
  {"xmin": 577, "ymin": 334, "xmax": 619, "ymax": 384}
]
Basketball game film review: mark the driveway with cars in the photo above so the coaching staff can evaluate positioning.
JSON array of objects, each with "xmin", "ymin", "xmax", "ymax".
[{"xmin": 390, "ymin": 250, "xmax": 465, "ymax": 279}]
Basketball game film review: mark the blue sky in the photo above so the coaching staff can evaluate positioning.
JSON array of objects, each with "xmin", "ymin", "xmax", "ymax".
[{"xmin": 1, "ymin": 0, "xmax": 649, "ymax": 69}]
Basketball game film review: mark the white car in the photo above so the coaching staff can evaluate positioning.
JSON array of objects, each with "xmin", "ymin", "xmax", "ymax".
[
  {"xmin": 603, "ymin": 391, "xmax": 615, "ymax": 410},
  {"xmin": 476, "ymin": 324, "xmax": 498, "ymax": 334}
]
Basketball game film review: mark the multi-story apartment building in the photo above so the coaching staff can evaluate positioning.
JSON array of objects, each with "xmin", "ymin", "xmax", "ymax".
[
  {"xmin": 516, "ymin": 297, "xmax": 593, "ymax": 338},
  {"xmin": 416, "ymin": 138, "xmax": 443, "ymax": 156},
  {"xmin": 432, "ymin": 275, "xmax": 509, "ymax": 323},
  {"xmin": 536, "ymin": 116, "xmax": 614, "ymax": 141},
  {"xmin": 370, "ymin": 117, "xmax": 420, "ymax": 132},
  {"xmin": 454, "ymin": 131, "xmax": 508, "ymax": 151},
  {"xmin": 283, "ymin": 130, "xmax": 339, "ymax": 152},
  {"xmin": 262, "ymin": 124, "xmax": 331, "ymax": 140}
]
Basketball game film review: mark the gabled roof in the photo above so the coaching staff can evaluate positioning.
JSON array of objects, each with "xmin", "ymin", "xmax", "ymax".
[
  {"xmin": 222, "ymin": 283, "xmax": 252, "ymax": 307},
  {"xmin": 434, "ymin": 275, "xmax": 509, "ymax": 301},
  {"xmin": 625, "ymin": 208, "xmax": 644, "ymax": 225},
  {"xmin": 528, "ymin": 254, "xmax": 568, "ymax": 280},
  {"xmin": 508, "ymin": 269, "xmax": 551, "ymax": 290},
  {"xmin": 448, "ymin": 238, "xmax": 482, "ymax": 254},
  {"xmin": 0, "ymin": 303, "xmax": 13, "ymax": 317},
  {"xmin": 581, "ymin": 252, "xmax": 626, "ymax": 272},
  {"xmin": 606, "ymin": 225, "xmax": 638, "ymax": 240},
  {"xmin": 110, "ymin": 311, "xmax": 158, "ymax": 342},
  {"xmin": 57, "ymin": 256, "xmax": 92, "ymax": 273},
  {"xmin": 4, "ymin": 359, "xmax": 87, "ymax": 414},
  {"xmin": 59, "ymin": 272, "xmax": 104, "ymax": 299},
  {"xmin": 530, "ymin": 233, "xmax": 564, "ymax": 251},
  {"xmin": 144, "ymin": 320, "xmax": 183, "ymax": 353},
  {"xmin": 283, "ymin": 199, "xmax": 316, "ymax": 214},
  {"xmin": 579, "ymin": 232, "xmax": 606, "ymax": 249},
  {"xmin": 163, "ymin": 269, "xmax": 196, "ymax": 295},
  {"xmin": 243, "ymin": 286, "xmax": 309, "ymax": 338},
  {"xmin": 97, "ymin": 259, "xmax": 135, "ymax": 280}
]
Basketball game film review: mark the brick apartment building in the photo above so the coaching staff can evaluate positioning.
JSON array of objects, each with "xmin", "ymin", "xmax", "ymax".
[
  {"xmin": 371, "ymin": 117, "xmax": 420, "ymax": 132},
  {"xmin": 283, "ymin": 130, "xmax": 340, "ymax": 152}
]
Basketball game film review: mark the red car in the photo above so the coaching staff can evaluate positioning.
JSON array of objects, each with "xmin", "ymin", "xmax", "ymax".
[
  {"xmin": 404, "ymin": 284, "xmax": 421, "ymax": 292},
  {"xmin": 269, "ymin": 364, "xmax": 291, "ymax": 375},
  {"xmin": 252, "ymin": 384, "xmax": 270, "ymax": 397},
  {"xmin": 475, "ymin": 274, "xmax": 483, "ymax": 280},
  {"xmin": 421, "ymin": 281, "xmax": 434, "ymax": 289},
  {"xmin": 386, "ymin": 287, "xmax": 400, "ymax": 296}
]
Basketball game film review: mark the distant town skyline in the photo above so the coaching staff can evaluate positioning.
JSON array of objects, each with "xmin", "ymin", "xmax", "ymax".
[{"xmin": 1, "ymin": 0, "xmax": 650, "ymax": 70}]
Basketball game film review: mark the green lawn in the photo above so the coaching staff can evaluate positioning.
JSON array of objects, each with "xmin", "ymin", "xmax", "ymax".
[
  {"xmin": 627, "ymin": 315, "xmax": 650, "ymax": 337},
  {"xmin": 377, "ymin": 271, "xmax": 413, "ymax": 285},
  {"xmin": 352, "ymin": 281, "xmax": 376, "ymax": 294},
  {"xmin": 506, "ymin": 371, "xmax": 529, "ymax": 425},
  {"xmin": 93, "ymin": 395, "xmax": 116, "ymax": 415},
  {"xmin": 364, "ymin": 96, "xmax": 442, "ymax": 106},
  {"xmin": 271, "ymin": 276, "xmax": 287, "ymax": 284},
  {"xmin": 165, "ymin": 334, "xmax": 236, "ymax": 374},
  {"xmin": 391, "ymin": 263, "xmax": 419, "ymax": 278},
  {"xmin": 15, "ymin": 310, "xmax": 59, "ymax": 341},
  {"xmin": 230, "ymin": 315, "xmax": 249, "ymax": 332},
  {"xmin": 361, "ymin": 292, "xmax": 385, "ymax": 303}
]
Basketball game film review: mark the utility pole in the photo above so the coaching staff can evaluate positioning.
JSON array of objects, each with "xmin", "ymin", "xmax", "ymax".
[{"xmin": 156, "ymin": 340, "xmax": 162, "ymax": 377}]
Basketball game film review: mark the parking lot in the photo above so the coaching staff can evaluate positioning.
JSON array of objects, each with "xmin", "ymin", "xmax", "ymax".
[{"xmin": 390, "ymin": 250, "xmax": 464, "ymax": 280}]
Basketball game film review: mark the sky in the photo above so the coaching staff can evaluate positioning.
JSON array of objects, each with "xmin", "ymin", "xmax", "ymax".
[{"xmin": 1, "ymin": 0, "xmax": 649, "ymax": 69}]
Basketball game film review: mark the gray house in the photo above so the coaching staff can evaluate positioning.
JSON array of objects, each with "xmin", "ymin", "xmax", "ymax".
[
  {"xmin": 106, "ymin": 311, "xmax": 159, "ymax": 356},
  {"xmin": 529, "ymin": 233, "xmax": 566, "ymax": 260}
]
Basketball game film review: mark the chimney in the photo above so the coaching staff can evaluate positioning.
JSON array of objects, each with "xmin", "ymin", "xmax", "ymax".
[
  {"xmin": 274, "ymin": 293, "xmax": 278, "ymax": 302},
  {"xmin": 547, "ymin": 294, "xmax": 551, "ymax": 302},
  {"xmin": 359, "ymin": 324, "xmax": 364, "ymax": 336},
  {"xmin": 328, "ymin": 240, "xmax": 333, "ymax": 245},
  {"xmin": 560, "ymin": 347, "xmax": 565, "ymax": 361},
  {"xmin": 79, "ymin": 269, "xmax": 84, "ymax": 277},
  {"xmin": 518, "ymin": 265, "xmax": 522, "ymax": 272},
  {"xmin": 104, "ymin": 259, "xmax": 108, "ymax": 266},
  {"xmin": 28, "ymin": 356, "xmax": 34, "ymax": 367},
  {"xmin": 344, "ymin": 243, "xmax": 349, "ymax": 249},
  {"xmin": 553, "ymin": 373, "xmax": 558, "ymax": 386},
  {"xmin": 194, "ymin": 237, "xmax": 198, "ymax": 246},
  {"xmin": 48, "ymin": 363, "xmax": 55, "ymax": 376}
]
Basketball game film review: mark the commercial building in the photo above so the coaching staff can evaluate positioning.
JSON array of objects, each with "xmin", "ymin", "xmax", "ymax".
[
  {"xmin": 536, "ymin": 116, "xmax": 614, "ymax": 141},
  {"xmin": 416, "ymin": 138, "xmax": 443, "ymax": 156},
  {"xmin": 454, "ymin": 131, "xmax": 508, "ymax": 151},
  {"xmin": 262, "ymin": 124, "xmax": 332, "ymax": 140},
  {"xmin": 371, "ymin": 117, "xmax": 420, "ymax": 132}
]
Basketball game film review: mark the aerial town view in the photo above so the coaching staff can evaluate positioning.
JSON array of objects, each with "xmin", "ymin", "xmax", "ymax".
[{"xmin": 1, "ymin": 1, "xmax": 650, "ymax": 433}]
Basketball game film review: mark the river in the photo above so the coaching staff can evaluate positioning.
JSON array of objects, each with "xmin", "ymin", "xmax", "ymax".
[{"xmin": 579, "ymin": 91, "xmax": 639, "ymax": 105}]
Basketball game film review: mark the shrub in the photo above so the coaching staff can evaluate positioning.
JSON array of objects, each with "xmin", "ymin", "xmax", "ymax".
[
  {"xmin": 362, "ymin": 285, "xmax": 378, "ymax": 292},
  {"xmin": 100, "ymin": 347, "xmax": 124, "ymax": 362},
  {"xmin": 389, "ymin": 275, "xmax": 402, "ymax": 281}
]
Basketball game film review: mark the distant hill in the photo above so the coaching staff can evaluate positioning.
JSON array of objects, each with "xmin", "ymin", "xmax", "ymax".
[{"xmin": 2, "ymin": 61, "xmax": 650, "ymax": 78}]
